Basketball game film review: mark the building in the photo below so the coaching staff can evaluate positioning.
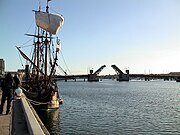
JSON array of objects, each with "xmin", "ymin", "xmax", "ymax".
[{"xmin": 0, "ymin": 59, "xmax": 5, "ymax": 77}]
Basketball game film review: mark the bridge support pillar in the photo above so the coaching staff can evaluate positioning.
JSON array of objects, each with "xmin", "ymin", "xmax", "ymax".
[
  {"xmin": 88, "ymin": 74, "xmax": 99, "ymax": 82},
  {"xmin": 117, "ymin": 74, "xmax": 129, "ymax": 81},
  {"xmin": 145, "ymin": 77, "xmax": 150, "ymax": 81}
]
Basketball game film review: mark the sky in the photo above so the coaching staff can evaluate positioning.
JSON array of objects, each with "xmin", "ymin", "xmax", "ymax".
[{"xmin": 0, "ymin": 0, "xmax": 180, "ymax": 75}]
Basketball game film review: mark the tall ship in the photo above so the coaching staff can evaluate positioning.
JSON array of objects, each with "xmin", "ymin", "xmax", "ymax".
[{"xmin": 17, "ymin": 0, "xmax": 64, "ymax": 109}]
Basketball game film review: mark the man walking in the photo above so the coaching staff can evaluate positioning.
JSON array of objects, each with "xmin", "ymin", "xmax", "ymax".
[{"xmin": 0, "ymin": 73, "xmax": 14, "ymax": 115}]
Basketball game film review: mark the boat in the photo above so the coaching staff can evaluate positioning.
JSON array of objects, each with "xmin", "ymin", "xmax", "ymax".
[{"xmin": 17, "ymin": 0, "xmax": 64, "ymax": 109}]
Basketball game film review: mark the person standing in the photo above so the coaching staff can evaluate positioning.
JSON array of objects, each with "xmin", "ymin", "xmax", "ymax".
[
  {"xmin": 13, "ymin": 74, "xmax": 22, "ymax": 98},
  {"xmin": 0, "ymin": 73, "xmax": 14, "ymax": 115},
  {"xmin": 13, "ymin": 74, "xmax": 20, "ymax": 89}
]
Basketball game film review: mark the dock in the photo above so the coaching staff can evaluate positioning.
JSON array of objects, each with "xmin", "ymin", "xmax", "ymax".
[{"xmin": 0, "ymin": 90, "xmax": 50, "ymax": 135}]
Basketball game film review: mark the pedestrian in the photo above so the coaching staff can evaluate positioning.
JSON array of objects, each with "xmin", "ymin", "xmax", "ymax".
[
  {"xmin": 13, "ymin": 74, "xmax": 20, "ymax": 89},
  {"xmin": 0, "ymin": 73, "xmax": 14, "ymax": 115}
]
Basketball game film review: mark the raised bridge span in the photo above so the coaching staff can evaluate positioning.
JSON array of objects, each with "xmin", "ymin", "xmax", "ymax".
[
  {"xmin": 56, "ymin": 65, "xmax": 179, "ymax": 81},
  {"xmin": 56, "ymin": 65, "xmax": 106, "ymax": 82}
]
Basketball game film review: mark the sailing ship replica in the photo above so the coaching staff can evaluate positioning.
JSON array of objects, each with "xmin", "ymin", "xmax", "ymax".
[{"xmin": 17, "ymin": 0, "xmax": 64, "ymax": 109}]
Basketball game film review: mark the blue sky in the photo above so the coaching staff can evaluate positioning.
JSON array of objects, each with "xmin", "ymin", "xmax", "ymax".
[{"xmin": 0, "ymin": 0, "xmax": 180, "ymax": 75}]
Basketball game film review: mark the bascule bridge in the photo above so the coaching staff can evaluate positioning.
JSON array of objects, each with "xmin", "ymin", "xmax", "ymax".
[
  {"xmin": 88, "ymin": 65, "xmax": 106, "ymax": 81},
  {"xmin": 111, "ymin": 65, "xmax": 129, "ymax": 81}
]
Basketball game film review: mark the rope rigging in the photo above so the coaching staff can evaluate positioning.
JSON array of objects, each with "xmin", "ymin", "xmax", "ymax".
[
  {"xmin": 18, "ymin": 52, "xmax": 24, "ymax": 68},
  {"xmin": 57, "ymin": 64, "xmax": 67, "ymax": 75},
  {"xmin": 60, "ymin": 51, "xmax": 72, "ymax": 75},
  {"xmin": 17, "ymin": 17, "xmax": 72, "ymax": 76}
]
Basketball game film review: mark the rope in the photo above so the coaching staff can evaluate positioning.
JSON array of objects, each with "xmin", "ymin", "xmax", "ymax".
[
  {"xmin": 56, "ymin": 64, "xmax": 67, "ymax": 75},
  {"xmin": 60, "ymin": 51, "xmax": 72, "ymax": 75},
  {"xmin": 49, "ymin": 7, "xmax": 62, "ymax": 15},
  {"xmin": 18, "ymin": 52, "xmax": 24, "ymax": 68},
  {"xmin": 26, "ymin": 97, "xmax": 50, "ymax": 105},
  {"xmin": 25, "ymin": 18, "xmax": 34, "ymax": 34},
  {"xmin": 19, "ymin": 38, "xmax": 34, "ymax": 48}
]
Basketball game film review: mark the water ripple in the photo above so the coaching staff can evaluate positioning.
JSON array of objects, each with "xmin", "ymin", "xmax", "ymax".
[{"xmin": 43, "ymin": 81, "xmax": 180, "ymax": 135}]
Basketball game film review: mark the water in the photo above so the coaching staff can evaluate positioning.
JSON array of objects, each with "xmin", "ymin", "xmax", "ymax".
[{"xmin": 39, "ymin": 80, "xmax": 180, "ymax": 135}]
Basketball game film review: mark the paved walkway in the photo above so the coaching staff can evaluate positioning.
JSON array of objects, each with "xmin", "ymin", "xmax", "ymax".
[
  {"xmin": 0, "ymin": 90, "xmax": 29, "ymax": 135},
  {"xmin": 11, "ymin": 98, "xmax": 29, "ymax": 135},
  {"xmin": 0, "ymin": 90, "xmax": 11, "ymax": 135}
]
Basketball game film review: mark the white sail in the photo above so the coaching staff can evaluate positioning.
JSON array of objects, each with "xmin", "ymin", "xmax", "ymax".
[{"xmin": 35, "ymin": 11, "xmax": 64, "ymax": 34}]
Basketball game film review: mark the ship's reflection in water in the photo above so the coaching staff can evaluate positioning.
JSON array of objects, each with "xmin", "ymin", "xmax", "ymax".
[{"xmin": 37, "ymin": 109, "xmax": 60, "ymax": 135}]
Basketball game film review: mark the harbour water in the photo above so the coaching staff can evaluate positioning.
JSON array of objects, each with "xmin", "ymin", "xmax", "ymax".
[{"xmin": 38, "ymin": 80, "xmax": 180, "ymax": 135}]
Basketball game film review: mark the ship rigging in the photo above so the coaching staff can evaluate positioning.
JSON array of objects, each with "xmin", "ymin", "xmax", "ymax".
[{"xmin": 17, "ymin": 0, "xmax": 64, "ymax": 109}]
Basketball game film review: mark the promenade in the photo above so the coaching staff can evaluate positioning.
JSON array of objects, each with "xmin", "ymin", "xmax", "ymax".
[
  {"xmin": 0, "ymin": 88, "xmax": 49, "ymax": 135},
  {"xmin": 0, "ymin": 90, "xmax": 11, "ymax": 135},
  {"xmin": 0, "ymin": 90, "xmax": 29, "ymax": 135}
]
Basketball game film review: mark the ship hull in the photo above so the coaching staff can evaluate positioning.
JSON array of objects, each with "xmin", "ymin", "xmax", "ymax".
[{"xmin": 21, "ymin": 83, "xmax": 62, "ymax": 110}]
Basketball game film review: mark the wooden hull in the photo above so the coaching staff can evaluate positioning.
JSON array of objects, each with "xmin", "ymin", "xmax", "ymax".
[{"xmin": 21, "ymin": 83, "xmax": 63, "ymax": 110}]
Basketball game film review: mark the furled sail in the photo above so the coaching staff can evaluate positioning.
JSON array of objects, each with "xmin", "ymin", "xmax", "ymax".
[{"xmin": 35, "ymin": 11, "xmax": 64, "ymax": 34}]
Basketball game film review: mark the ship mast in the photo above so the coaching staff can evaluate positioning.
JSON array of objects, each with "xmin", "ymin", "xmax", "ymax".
[
  {"xmin": 31, "ymin": 0, "xmax": 64, "ymax": 83},
  {"xmin": 44, "ymin": 0, "xmax": 49, "ymax": 81},
  {"xmin": 36, "ymin": 5, "xmax": 41, "ymax": 80}
]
